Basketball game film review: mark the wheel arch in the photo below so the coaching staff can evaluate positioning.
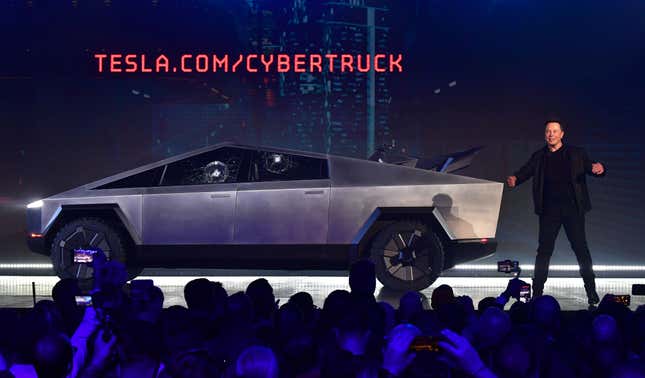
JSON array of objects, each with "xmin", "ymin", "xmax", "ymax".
[
  {"xmin": 352, "ymin": 207, "xmax": 452, "ymax": 262},
  {"xmin": 43, "ymin": 204, "xmax": 140, "ymax": 256}
]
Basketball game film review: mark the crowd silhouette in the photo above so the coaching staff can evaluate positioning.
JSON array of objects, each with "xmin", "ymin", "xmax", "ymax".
[{"xmin": 0, "ymin": 259, "xmax": 643, "ymax": 377}]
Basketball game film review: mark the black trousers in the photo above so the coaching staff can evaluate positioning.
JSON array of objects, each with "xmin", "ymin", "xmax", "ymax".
[{"xmin": 533, "ymin": 211, "xmax": 596, "ymax": 294}]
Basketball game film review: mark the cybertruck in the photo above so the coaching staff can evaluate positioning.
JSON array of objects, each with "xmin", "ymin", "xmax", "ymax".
[{"xmin": 27, "ymin": 142, "xmax": 502, "ymax": 291}]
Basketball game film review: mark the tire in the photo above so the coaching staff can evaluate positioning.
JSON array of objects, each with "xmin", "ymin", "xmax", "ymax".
[
  {"xmin": 370, "ymin": 220, "xmax": 444, "ymax": 292},
  {"xmin": 50, "ymin": 217, "xmax": 142, "ymax": 283}
]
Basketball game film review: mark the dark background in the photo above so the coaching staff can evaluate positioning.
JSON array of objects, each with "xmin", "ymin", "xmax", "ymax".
[{"xmin": 1, "ymin": 0, "xmax": 644, "ymax": 267}]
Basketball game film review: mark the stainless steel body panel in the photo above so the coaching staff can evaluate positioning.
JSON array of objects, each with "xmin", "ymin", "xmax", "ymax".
[
  {"xmin": 326, "ymin": 155, "xmax": 503, "ymax": 243},
  {"xmin": 40, "ymin": 190, "xmax": 144, "ymax": 240},
  {"xmin": 142, "ymin": 184, "xmax": 237, "ymax": 244},
  {"xmin": 234, "ymin": 180, "xmax": 330, "ymax": 244},
  {"xmin": 327, "ymin": 183, "xmax": 502, "ymax": 243}
]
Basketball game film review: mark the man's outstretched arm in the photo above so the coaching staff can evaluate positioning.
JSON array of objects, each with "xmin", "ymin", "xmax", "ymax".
[
  {"xmin": 583, "ymin": 149, "xmax": 606, "ymax": 177},
  {"xmin": 507, "ymin": 153, "xmax": 537, "ymax": 187}
]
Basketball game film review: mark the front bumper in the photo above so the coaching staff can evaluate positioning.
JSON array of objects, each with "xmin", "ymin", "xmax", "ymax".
[
  {"xmin": 27, "ymin": 234, "xmax": 47, "ymax": 255},
  {"xmin": 26, "ymin": 207, "xmax": 48, "ymax": 255}
]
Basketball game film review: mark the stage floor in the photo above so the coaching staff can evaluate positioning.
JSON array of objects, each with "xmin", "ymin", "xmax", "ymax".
[{"xmin": 1, "ymin": 274, "xmax": 643, "ymax": 311}]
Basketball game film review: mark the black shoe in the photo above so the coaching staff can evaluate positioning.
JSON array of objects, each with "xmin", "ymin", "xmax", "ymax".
[{"xmin": 587, "ymin": 290, "xmax": 600, "ymax": 305}]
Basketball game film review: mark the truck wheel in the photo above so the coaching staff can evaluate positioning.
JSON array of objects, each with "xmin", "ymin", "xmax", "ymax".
[
  {"xmin": 370, "ymin": 221, "xmax": 444, "ymax": 291},
  {"xmin": 50, "ymin": 217, "xmax": 142, "ymax": 283}
]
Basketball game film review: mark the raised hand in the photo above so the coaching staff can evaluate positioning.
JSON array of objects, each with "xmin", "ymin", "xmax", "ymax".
[
  {"xmin": 382, "ymin": 324, "xmax": 421, "ymax": 376},
  {"xmin": 438, "ymin": 329, "xmax": 489, "ymax": 376}
]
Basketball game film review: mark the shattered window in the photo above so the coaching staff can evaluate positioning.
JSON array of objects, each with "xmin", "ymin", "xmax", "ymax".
[
  {"xmin": 161, "ymin": 147, "xmax": 248, "ymax": 186},
  {"xmin": 253, "ymin": 150, "xmax": 329, "ymax": 181}
]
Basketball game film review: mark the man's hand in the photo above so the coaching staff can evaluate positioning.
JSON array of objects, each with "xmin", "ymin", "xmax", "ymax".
[
  {"xmin": 506, "ymin": 176, "xmax": 517, "ymax": 188},
  {"xmin": 502, "ymin": 277, "xmax": 524, "ymax": 300},
  {"xmin": 85, "ymin": 328, "xmax": 117, "ymax": 374},
  {"xmin": 438, "ymin": 329, "xmax": 489, "ymax": 377},
  {"xmin": 591, "ymin": 162, "xmax": 604, "ymax": 175},
  {"xmin": 382, "ymin": 324, "xmax": 420, "ymax": 376}
]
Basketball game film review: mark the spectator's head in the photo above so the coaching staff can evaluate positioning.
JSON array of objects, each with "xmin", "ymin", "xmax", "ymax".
[
  {"xmin": 509, "ymin": 301, "xmax": 530, "ymax": 325},
  {"xmin": 211, "ymin": 281, "xmax": 228, "ymax": 318},
  {"xmin": 236, "ymin": 346, "xmax": 279, "ymax": 378},
  {"xmin": 399, "ymin": 291, "xmax": 423, "ymax": 323},
  {"xmin": 320, "ymin": 289, "xmax": 352, "ymax": 331},
  {"xmin": 246, "ymin": 278, "xmax": 276, "ymax": 321},
  {"xmin": 33, "ymin": 333, "xmax": 72, "ymax": 378},
  {"xmin": 167, "ymin": 349, "xmax": 220, "ymax": 378},
  {"xmin": 51, "ymin": 279, "xmax": 81, "ymax": 310},
  {"xmin": 594, "ymin": 314, "xmax": 620, "ymax": 343},
  {"xmin": 478, "ymin": 297, "xmax": 502, "ymax": 315},
  {"xmin": 277, "ymin": 302, "xmax": 304, "ymax": 341},
  {"xmin": 456, "ymin": 295, "xmax": 476, "ymax": 324},
  {"xmin": 598, "ymin": 295, "xmax": 633, "ymax": 338},
  {"xmin": 436, "ymin": 301, "xmax": 468, "ymax": 333},
  {"xmin": 530, "ymin": 295, "xmax": 561, "ymax": 333},
  {"xmin": 411, "ymin": 310, "xmax": 440, "ymax": 336},
  {"xmin": 184, "ymin": 278, "xmax": 215, "ymax": 313},
  {"xmin": 134, "ymin": 285, "xmax": 164, "ymax": 324},
  {"xmin": 349, "ymin": 259, "xmax": 376, "ymax": 298},
  {"xmin": 334, "ymin": 301, "xmax": 372, "ymax": 356},
  {"xmin": 21, "ymin": 300, "xmax": 65, "ymax": 355},
  {"xmin": 476, "ymin": 307, "xmax": 511, "ymax": 349},
  {"xmin": 228, "ymin": 291, "xmax": 255, "ymax": 326},
  {"xmin": 456, "ymin": 295, "xmax": 474, "ymax": 313},
  {"xmin": 288, "ymin": 292, "xmax": 315, "ymax": 324},
  {"xmin": 281, "ymin": 332, "xmax": 317, "ymax": 377},
  {"xmin": 593, "ymin": 314, "xmax": 625, "ymax": 372},
  {"xmin": 494, "ymin": 332, "xmax": 534, "ymax": 378},
  {"xmin": 161, "ymin": 305, "xmax": 205, "ymax": 353},
  {"xmin": 431, "ymin": 284, "xmax": 455, "ymax": 311}
]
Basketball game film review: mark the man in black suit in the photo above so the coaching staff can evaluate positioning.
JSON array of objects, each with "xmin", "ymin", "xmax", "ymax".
[{"xmin": 507, "ymin": 119, "xmax": 606, "ymax": 305}]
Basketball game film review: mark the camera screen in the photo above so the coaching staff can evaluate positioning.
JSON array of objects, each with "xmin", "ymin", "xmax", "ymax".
[
  {"xmin": 75, "ymin": 295, "xmax": 93, "ymax": 307},
  {"xmin": 497, "ymin": 260, "xmax": 520, "ymax": 273},
  {"xmin": 409, "ymin": 335, "xmax": 441, "ymax": 352},
  {"xmin": 613, "ymin": 295, "xmax": 631, "ymax": 306},
  {"xmin": 519, "ymin": 284, "xmax": 531, "ymax": 302},
  {"xmin": 73, "ymin": 248, "xmax": 96, "ymax": 263}
]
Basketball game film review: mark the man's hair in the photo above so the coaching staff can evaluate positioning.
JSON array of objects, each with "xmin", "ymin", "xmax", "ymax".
[
  {"xmin": 544, "ymin": 118, "xmax": 564, "ymax": 132},
  {"xmin": 34, "ymin": 333, "xmax": 73, "ymax": 378}
]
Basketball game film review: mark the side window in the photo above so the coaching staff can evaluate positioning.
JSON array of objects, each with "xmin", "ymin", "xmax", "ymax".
[
  {"xmin": 161, "ymin": 147, "xmax": 248, "ymax": 186},
  {"xmin": 253, "ymin": 150, "xmax": 329, "ymax": 181},
  {"xmin": 94, "ymin": 166, "xmax": 164, "ymax": 189}
]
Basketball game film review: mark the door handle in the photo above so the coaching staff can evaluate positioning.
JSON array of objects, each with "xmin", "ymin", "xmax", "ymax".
[
  {"xmin": 304, "ymin": 190, "xmax": 324, "ymax": 195},
  {"xmin": 210, "ymin": 194, "xmax": 231, "ymax": 199}
]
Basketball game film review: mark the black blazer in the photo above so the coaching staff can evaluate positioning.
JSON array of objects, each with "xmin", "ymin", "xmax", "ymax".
[{"xmin": 513, "ymin": 145, "xmax": 606, "ymax": 215}]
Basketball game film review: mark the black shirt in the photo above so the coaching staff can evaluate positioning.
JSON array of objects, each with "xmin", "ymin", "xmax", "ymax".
[{"xmin": 543, "ymin": 146, "xmax": 577, "ymax": 215}]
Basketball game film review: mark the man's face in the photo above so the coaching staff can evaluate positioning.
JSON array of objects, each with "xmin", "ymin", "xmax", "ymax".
[{"xmin": 545, "ymin": 122, "xmax": 564, "ymax": 147}]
